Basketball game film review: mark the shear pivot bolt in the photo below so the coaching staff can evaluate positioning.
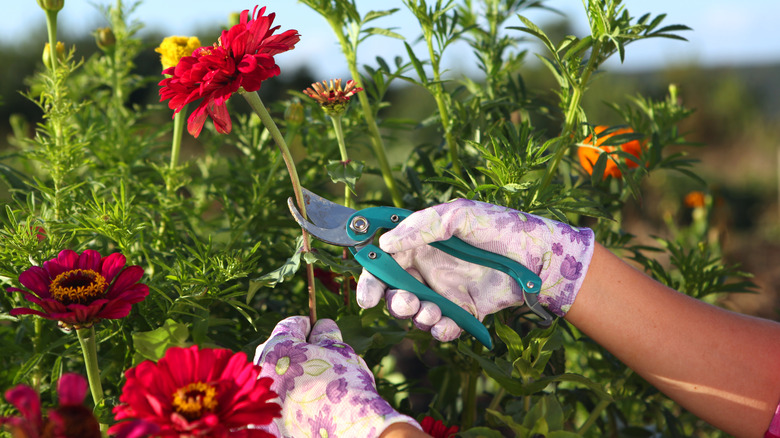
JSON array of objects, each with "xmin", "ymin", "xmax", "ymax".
[
  {"xmin": 526, "ymin": 281, "xmax": 535, "ymax": 289},
  {"xmin": 350, "ymin": 216, "xmax": 370, "ymax": 234},
  {"xmin": 368, "ymin": 252, "xmax": 378, "ymax": 259},
  {"xmin": 390, "ymin": 214, "xmax": 400, "ymax": 223}
]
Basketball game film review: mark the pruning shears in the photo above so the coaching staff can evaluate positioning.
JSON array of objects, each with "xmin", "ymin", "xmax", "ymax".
[{"xmin": 288, "ymin": 189, "xmax": 554, "ymax": 349}]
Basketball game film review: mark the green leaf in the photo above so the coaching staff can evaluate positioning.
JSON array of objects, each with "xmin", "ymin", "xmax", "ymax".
[
  {"xmin": 486, "ymin": 409, "xmax": 530, "ymax": 435},
  {"xmin": 248, "ymin": 237, "xmax": 305, "ymax": 296},
  {"xmin": 458, "ymin": 427, "xmax": 505, "ymax": 438},
  {"xmin": 132, "ymin": 319, "xmax": 190, "ymax": 364},
  {"xmin": 494, "ymin": 319, "xmax": 524, "ymax": 361},
  {"xmin": 325, "ymin": 160, "xmax": 364, "ymax": 193}
]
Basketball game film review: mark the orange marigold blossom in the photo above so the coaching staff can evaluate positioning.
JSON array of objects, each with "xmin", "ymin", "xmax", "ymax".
[
  {"xmin": 109, "ymin": 345, "xmax": 280, "ymax": 438},
  {"xmin": 684, "ymin": 190, "xmax": 707, "ymax": 208},
  {"xmin": 577, "ymin": 125, "xmax": 645, "ymax": 179},
  {"xmin": 158, "ymin": 6, "xmax": 300, "ymax": 137},
  {"xmin": 303, "ymin": 78, "xmax": 363, "ymax": 117},
  {"xmin": 6, "ymin": 249, "xmax": 149, "ymax": 330},
  {"xmin": 0, "ymin": 373, "xmax": 101, "ymax": 438}
]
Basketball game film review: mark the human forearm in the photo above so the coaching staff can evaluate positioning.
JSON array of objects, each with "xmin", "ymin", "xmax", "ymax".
[
  {"xmin": 566, "ymin": 243, "xmax": 780, "ymax": 438},
  {"xmin": 379, "ymin": 423, "xmax": 432, "ymax": 438}
]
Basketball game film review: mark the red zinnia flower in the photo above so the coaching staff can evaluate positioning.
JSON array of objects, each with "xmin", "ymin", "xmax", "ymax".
[
  {"xmin": 420, "ymin": 416, "xmax": 459, "ymax": 438},
  {"xmin": 6, "ymin": 249, "xmax": 149, "ymax": 330},
  {"xmin": 159, "ymin": 6, "xmax": 300, "ymax": 137},
  {"xmin": 0, "ymin": 373, "xmax": 101, "ymax": 438},
  {"xmin": 109, "ymin": 345, "xmax": 281, "ymax": 438}
]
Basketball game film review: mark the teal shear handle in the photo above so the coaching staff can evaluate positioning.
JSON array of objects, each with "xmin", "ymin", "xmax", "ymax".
[
  {"xmin": 353, "ymin": 244, "xmax": 494, "ymax": 348},
  {"xmin": 347, "ymin": 207, "xmax": 553, "ymax": 349}
]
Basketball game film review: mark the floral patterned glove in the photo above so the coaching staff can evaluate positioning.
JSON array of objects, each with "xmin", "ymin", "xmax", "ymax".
[
  {"xmin": 253, "ymin": 316, "xmax": 421, "ymax": 438},
  {"xmin": 356, "ymin": 199, "xmax": 595, "ymax": 341}
]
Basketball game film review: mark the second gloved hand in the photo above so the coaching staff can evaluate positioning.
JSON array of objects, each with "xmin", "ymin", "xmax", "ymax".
[
  {"xmin": 254, "ymin": 316, "xmax": 421, "ymax": 438},
  {"xmin": 356, "ymin": 199, "xmax": 595, "ymax": 341}
]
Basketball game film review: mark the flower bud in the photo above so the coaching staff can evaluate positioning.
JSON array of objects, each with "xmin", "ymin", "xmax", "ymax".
[
  {"xmin": 95, "ymin": 27, "xmax": 116, "ymax": 50},
  {"xmin": 42, "ymin": 41, "xmax": 65, "ymax": 70},
  {"xmin": 37, "ymin": 0, "xmax": 64, "ymax": 11}
]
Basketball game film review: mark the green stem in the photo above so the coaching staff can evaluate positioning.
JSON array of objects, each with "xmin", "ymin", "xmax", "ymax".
[
  {"xmin": 167, "ymin": 105, "xmax": 187, "ymax": 194},
  {"xmin": 538, "ymin": 40, "xmax": 602, "ymax": 194},
  {"xmin": 43, "ymin": 8, "xmax": 65, "ymax": 221},
  {"xmin": 44, "ymin": 10, "xmax": 59, "ymax": 73},
  {"xmin": 242, "ymin": 91, "xmax": 317, "ymax": 323},
  {"xmin": 424, "ymin": 28, "xmax": 461, "ymax": 176},
  {"xmin": 461, "ymin": 369, "xmax": 478, "ymax": 429},
  {"xmin": 330, "ymin": 115, "xmax": 352, "ymax": 209},
  {"xmin": 326, "ymin": 18, "xmax": 403, "ymax": 207},
  {"xmin": 77, "ymin": 327, "xmax": 107, "ymax": 432},
  {"xmin": 578, "ymin": 398, "xmax": 611, "ymax": 434}
]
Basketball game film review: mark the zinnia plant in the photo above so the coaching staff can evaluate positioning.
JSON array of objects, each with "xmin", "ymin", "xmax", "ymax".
[
  {"xmin": 0, "ymin": 373, "xmax": 101, "ymax": 438},
  {"xmin": 110, "ymin": 345, "xmax": 281, "ymax": 438},
  {"xmin": 6, "ymin": 249, "xmax": 148, "ymax": 329}
]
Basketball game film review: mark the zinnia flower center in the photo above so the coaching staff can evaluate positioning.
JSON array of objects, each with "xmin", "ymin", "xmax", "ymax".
[
  {"xmin": 172, "ymin": 382, "xmax": 218, "ymax": 421},
  {"xmin": 49, "ymin": 269, "xmax": 108, "ymax": 305}
]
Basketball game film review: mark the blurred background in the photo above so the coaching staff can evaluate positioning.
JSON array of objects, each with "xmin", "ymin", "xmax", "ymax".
[{"xmin": 2, "ymin": 0, "xmax": 779, "ymax": 316}]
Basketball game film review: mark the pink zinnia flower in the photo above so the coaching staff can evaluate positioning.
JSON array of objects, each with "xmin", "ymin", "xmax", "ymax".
[
  {"xmin": 6, "ymin": 249, "xmax": 149, "ymax": 329},
  {"xmin": 110, "ymin": 345, "xmax": 281, "ymax": 438},
  {"xmin": 0, "ymin": 373, "xmax": 101, "ymax": 438},
  {"xmin": 159, "ymin": 6, "xmax": 300, "ymax": 137}
]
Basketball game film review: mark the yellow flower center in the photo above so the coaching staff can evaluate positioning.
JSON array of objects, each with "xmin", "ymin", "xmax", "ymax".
[
  {"xmin": 155, "ymin": 36, "xmax": 201, "ymax": 70},
  {"xmin": 171, "ymin": 381, "xmax": 218, "ymax": 421},
  {"xmin": 49, "ymin": 269, "xmax": 108, "ymax": 305}
]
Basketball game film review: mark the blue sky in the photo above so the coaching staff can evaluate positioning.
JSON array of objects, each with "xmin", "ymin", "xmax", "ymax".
[{"xmin": 5, "ymin": 1, "xmax": 779, "ymax": 77}]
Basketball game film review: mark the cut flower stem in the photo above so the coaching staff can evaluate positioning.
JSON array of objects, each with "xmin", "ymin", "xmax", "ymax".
[
  {"xmin": 242, "ymin": 90, "xmax": 317, "ymax": 324},
  {"xmin": 76, "ymin": 326, "xmax": 107, "ymax": 432}
]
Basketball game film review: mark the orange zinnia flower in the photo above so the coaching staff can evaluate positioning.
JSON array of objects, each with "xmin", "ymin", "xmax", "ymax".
[
  {"xmin": 159, "ymin": 6, "xmax": 300, "ymax": 137},
  {"xmin": 577, "ymin": 125, "xmax": 645, "ymax": 179}
]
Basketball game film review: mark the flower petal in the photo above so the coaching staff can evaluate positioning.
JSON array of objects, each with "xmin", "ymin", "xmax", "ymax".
[{"xmin": 58, "ymin": 373, "xmax": 89, "ymax": 405}]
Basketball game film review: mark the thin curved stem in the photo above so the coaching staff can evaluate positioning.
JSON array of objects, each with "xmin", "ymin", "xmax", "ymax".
[{"xmin": 242, "ymin": 91, "xmax": 317, "ymax": 324}]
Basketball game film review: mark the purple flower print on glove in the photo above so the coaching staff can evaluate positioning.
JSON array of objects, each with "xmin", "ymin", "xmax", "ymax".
[
  {"xmin": 254, "ymin": 316, "xmax": 421, "ymax": 437},
  {"xmin": 355, "ymin": 199, "xmax": 595, "ymax": 343}
]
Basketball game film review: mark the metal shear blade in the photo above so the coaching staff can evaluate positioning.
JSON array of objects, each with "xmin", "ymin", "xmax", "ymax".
[{"xmin": 287, "ymin": 193, "xmax": 367, "ymax": 247}]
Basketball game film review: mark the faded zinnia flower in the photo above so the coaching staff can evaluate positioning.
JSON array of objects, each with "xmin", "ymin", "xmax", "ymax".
[
  {"xmin": 0, "ymin": 373, "xmax": 101, "ymax": 438},
  {"xmin": 158, "ymin": 6, "xmax": 300, "ymax": 137},
  {"xmin": 303, "ymin": 78, "xmax": 363, "ymax": 117},
  {"xmin": 110, "ymin": 345, "xmax": 280, "ymax": 438},
  {"xmin": 6, "ymin": 249, "xmax": 149, "ymax": 330},
  {"xmin": 155, "ymin": 35, "xmax": 201, "ymax": 70}
]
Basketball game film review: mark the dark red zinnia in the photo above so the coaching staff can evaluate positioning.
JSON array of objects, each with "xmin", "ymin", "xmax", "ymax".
[
  {"xmin": 420, "ymin": 415, "xmax": 459, "ymax": 438},
  {"xmin": 109, "ymin": 345, "xmax": 281, "ymax": 438},
  {"xmin": 6, "ymin": 249, "xmax": 149, "ymax": 329},
  {"xmin": 0, "ymin": 373, "xmax": 101, "ymax": 438},
  {"xmin": 159, "ymin": 5, "xmax": 300, "ymax": 137}
]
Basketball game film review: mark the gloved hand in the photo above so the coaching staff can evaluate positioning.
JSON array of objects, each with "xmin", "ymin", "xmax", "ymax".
[
  {"xmin": 254, "ymin": 316, "xmax": 421, "ymax": 438},
  {"xmin": 356, "ymin": 199, "xmax": 595, "ymax": 341}
]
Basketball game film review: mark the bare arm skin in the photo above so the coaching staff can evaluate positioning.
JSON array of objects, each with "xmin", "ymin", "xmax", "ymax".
[
  {"xmin": 379, "ymin": 423, "xmax": 433, "ymax": 438},
  {"xmin": 565, "ymin": 243, "xmax": 780, "ymax": 438}
]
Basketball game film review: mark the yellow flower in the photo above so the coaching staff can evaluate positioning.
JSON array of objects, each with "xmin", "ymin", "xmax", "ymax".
[
  {"xmin": 42, "ymin": 41, "xmax": 65, "ymax": 69},
  {"xmin": 155, "ymin": 36, "xmax": 201, "ymax": 70}
]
